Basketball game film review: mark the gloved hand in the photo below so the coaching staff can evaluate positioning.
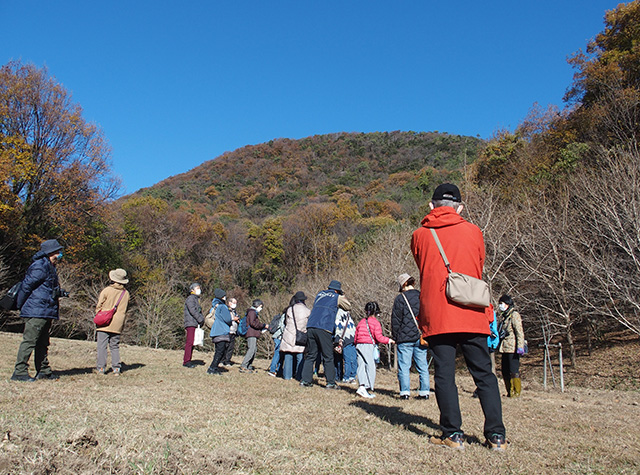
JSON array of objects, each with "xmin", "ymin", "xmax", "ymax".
[{"xmin": 516, "ymin": 347, "xmax": 525, "ymax": 355}]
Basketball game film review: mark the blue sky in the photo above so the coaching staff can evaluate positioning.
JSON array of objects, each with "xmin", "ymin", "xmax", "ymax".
[{"xmin": 1, "ymin": 1, "xmax": 620, "ymax": 194}]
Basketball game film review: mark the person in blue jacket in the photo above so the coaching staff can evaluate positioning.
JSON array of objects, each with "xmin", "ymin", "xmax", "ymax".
[
  {"xmin": 11, "ymin": 239, "xmax": 66, "ymax": 382},
  {"xmin": 207, "ymin": 288, "xmax": 238, "ymax": 375},
  {"xmin": 300, "ymin": 280, "xmax": 351, "ymax": 389}
]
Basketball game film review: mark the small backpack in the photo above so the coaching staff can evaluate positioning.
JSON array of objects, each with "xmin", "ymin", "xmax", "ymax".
[
  {"xmin": 237, "ymin": 314, "xmax": 248, "ymax": 336},
  {"xmin": 204, "ymin": 303, "xmax": 219, "ymax": 329},
  {"xmin": 269, "ymin": 313, "xmax": 285, "ymax": 335}
]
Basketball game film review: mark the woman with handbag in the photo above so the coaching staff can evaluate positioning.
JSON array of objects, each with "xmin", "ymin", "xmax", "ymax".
[
  {"xmin": 280, "ymin": 291, "xmax": 310, "ymax": 380},
  {"xmin": 183, "ymin": 283, "xmax": 205, "ymax": 368},
  {"xmin": 95, "ymin": 269, "xmax": 130, "ymax": 375},
  {"xmin": 497, "ymin": 295, "xmax": 525, "ymax": 397},
  {"xmin": 354, "ymin": 301, "xmax": 394, "ymax": 398},
  {"xmin": 392, "ymin": 273, "xmax": 430, "ymax": 400}
]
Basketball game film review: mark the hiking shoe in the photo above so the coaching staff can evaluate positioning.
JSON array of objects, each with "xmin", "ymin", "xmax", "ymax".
[
  {"xmin": 267, "ymin": 371, "xmax": 277, "ymax": 377},
  {"xmin": 207, "ymin": 368, "xmax": 222, "ymax": 375},
  {"xmin": 112, "ymin": 368, "xmax": 121, "ymax": 376},
  {"xmin": 400, "ymin": 394, "xmax": 410, "ymax": 400},
  {"xmin": 10, "ymin": 373, "xmax": 35, "ymax": 382},
  {"xmin": 300, "ymin": 381, "xmax": 312, "ymax": 387},
  {"xmin": 239, "ymin": 367, "xmax": 255, "ymax": 373},
  {"xmin": 485, "ymin": 434, "xmax": 508, "ymax": 452},
  {"xmin": 430, "ymin": 432, "xmax": 465, "ymax": 450},
  {"xmin": 326, "ymin": 383, "xmax": 337, "ymax": 390},
  {"xmin": 183, "ymin": 362, "xmax": 197, "ymax": 368},
  {"xmin": 356, "ymin": 386, "xmax": 374, "ymax": 399},
  {"xmin": 418, "ymin": 394, "xmax": 430, "ymax": 400},
  {"xmin": 35, "ymin": 372, "xmax": 59, "ymax": 380},
  {"xmin": 95, "ymin": 367, "xmax": 106, "ymax": 375}
]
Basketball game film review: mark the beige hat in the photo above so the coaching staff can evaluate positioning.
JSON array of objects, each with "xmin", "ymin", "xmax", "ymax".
[
  {"xmin": 109, "ymin": 268, "xmax": 129, "ymax": 284},
  {"xmin": 397, "ymin": 273, "xmax": 413, "ymax": 291}
]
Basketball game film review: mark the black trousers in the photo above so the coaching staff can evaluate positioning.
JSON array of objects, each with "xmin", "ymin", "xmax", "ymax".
[
  {"xmin": 501, "ymin": 352, "xmax": 520, "ymax": 378},
  {"xmin": 301, "ymin": 327, "xmax": 335, "ymax": 385},
  {"xmin": 428, "ymin": 333, "xmax": 505, "ymax": 439},
  {"xmin": 223, "ymin": 334, "xmax": 237, "ymax": 364},
  {"xmin": 210, "ymin": 340, "xmax": 229, "ymax": 370}
]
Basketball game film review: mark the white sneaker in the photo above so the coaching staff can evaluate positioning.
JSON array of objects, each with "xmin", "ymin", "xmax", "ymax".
[{"xmin": 356, "ymin": 386, "xmax": 374, "ymax": 399}]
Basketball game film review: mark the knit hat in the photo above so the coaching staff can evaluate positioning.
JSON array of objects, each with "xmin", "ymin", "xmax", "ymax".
[
  {"xmin": 214, "ymin": 288, "xmax": 226, "ymax": 300},
  {"xmin": 109, "ymin": 269, "xmax": 129, "ymax": 284},
  {"xmin": 328, "ymin": 280, "xmax": 343, "ymax": 294},
  {"xmin": 40, "ymin": 239, "xmax": 63, "ymax": 255},
  {"xmin": 397, "ymin": 273, "xmax": 413, "ymax": 292},
  {"xmin": 432, "ymin": 183, "xmax": 461, "ymax": 203}
]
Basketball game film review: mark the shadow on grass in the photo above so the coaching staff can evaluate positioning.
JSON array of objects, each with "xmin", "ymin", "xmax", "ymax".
[
  {"xmin": 349, "ymin": 400, "xmax": 440, "ymax": 436},
  {"xmin": 56, "ymin": 362, "xmax": 146, "ymax": 377}
]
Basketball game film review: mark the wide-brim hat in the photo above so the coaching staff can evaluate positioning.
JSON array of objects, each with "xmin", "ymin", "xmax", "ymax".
[
  {"xmin": 109, "ymin": 268, "xmax": 129, "ymax": 284},
  {"xmin": 397, "ymin": 273, "xmax": 412, "ymax": 292},
  {"xmin": 293, "ymin": 291, "xmax": 307, "ymax": 302},
  {"xmin": 40, "ymin": 239, "xmax": 63, "ymax": 256},
  {"xmin": 328, "ymin": 280, "xmax": 343, "ymax": 294}
]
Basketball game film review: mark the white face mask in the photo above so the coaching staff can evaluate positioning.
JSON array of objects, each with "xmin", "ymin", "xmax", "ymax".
[
  {"xmin": 257, "ymin": 306, "xmax": 263, "ymax": 313},
  {"xmin": 229, "ymin": 303, "xmax": 237, "ymax": 309},
  {"xmin": 194, "ymin": 288, "xmax": 201, "ymax": 296},
  {"xmin": 498, "ymin": 303, "xmax": 508, "ymax": 312}
]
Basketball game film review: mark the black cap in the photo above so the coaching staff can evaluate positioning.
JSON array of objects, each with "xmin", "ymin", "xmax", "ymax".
[{"xmin": 432, "ymin": 183, "xmax": 461, "ymax": 203}]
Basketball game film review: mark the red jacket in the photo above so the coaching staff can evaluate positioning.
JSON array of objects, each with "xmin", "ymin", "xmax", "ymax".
[{"xmin": 411, "ymin": 206, "xmax": 492, "ymax": 337}]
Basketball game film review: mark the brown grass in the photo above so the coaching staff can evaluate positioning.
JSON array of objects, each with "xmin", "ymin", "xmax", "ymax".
[{"xmin": 0, "ymin": 331, "xmax": 639, "ymax": 474}]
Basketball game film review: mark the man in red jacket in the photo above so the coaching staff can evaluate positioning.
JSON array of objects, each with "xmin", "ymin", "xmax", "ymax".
[{"xmin": 411, "ymin": 183, "xmax": 507, "ymax": 451}]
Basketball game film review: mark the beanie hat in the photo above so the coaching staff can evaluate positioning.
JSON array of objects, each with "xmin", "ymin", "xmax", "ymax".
[{"xmin": 214, "ymin": 288, "xmax": 226, "ymax": 300}]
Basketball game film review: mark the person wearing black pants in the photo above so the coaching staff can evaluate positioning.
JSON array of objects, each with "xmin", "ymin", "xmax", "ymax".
[
  {"xmin": 301, "ymin": 327, "xmax": 336, "ymax": 385},
  {"xmin": 429, "ymin": 333, "xmax": 505, "ymax": 440}
]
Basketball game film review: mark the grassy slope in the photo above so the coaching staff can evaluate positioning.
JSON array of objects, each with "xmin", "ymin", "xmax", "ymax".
[{"xmin": 0, "ymin": 331, "xmax": 639, "ymax": 474}]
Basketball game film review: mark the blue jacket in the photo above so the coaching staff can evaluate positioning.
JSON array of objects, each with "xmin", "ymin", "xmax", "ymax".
[
  {"xmin": 16, "ymin": 251, "xmax": 60, "ymax": 319},
  {"xmin": 209, "ymin": 298, "xmax": 232, "ymax": 338},
  {"xmin": 487, "ymin": 311, "xmax": 499, "ymax": 351},
  {"xmin": 307, "ymin": 289, "xmax": 339, "ymax": 332}
]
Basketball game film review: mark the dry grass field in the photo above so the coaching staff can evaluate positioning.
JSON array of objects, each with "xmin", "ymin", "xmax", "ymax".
[{"xmin": 0, "ymin": 331, "xmax": 639, "ymax": 474}]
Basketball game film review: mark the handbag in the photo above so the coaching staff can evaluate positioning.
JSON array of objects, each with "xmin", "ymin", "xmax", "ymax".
[
  {"xmin": 401, "ymin": 292, "xmax": 428, "ymax": 347},
  {"xmin": 291, "ymin": 305, "xmax": 307, "ymax": 347},
  {"xmin": 94, "ymin": 290, "xmax": 126, "ymax": 327},
  {"xmin": 429, "ymin": 228, "xmax": 490, "ymax": 308},
  {"xmin": 193, "ymin": 326, "xmax": 205, "ymax": 346},
  {"xmin": 364, "ymin": 318, "xmax": 381, "ymax": 364},
  {"xmin": 0, "ymin": 282, "xmax": 22, "ymax": 311}
]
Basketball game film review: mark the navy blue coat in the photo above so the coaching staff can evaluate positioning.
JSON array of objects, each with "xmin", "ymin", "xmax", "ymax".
[
  {"xmin": 307, "ymin": 289, "xmax": 339, "ymax": 332},
  {"xmin": 16, "ymin": 251, "xmax": 60, "ymax": 319}
]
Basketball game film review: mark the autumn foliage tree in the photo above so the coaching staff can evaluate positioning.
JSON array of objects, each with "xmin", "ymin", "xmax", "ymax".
[{"xmin": 0, "ymin": 61, "xmax": 118, "ymax": 271}]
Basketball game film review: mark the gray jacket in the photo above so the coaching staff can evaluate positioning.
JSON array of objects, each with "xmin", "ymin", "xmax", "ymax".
[{"xmin": 184, "ymin": 294, "xmax": 204, "ymax": 328}]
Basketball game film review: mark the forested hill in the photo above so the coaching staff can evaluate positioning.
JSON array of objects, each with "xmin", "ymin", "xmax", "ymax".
[{"xmin": 133, "ymin": 131, "xmax": 483, "ymax": 222}]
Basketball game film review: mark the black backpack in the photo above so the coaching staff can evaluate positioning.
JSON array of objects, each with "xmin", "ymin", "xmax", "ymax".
[{"xmin": 0, "ymin": 282, "xmax": 22, "ymax": 311}]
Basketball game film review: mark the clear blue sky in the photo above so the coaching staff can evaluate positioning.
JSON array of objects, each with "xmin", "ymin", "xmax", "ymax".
[{"xmin": 1, "ymin": 1, "xmax": 620, "ymax": 194}]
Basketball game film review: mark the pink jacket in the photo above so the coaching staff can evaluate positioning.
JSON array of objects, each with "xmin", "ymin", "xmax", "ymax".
[{"xmin": 354, "ymin": 316, "xmax": 390, "ymax": 345}]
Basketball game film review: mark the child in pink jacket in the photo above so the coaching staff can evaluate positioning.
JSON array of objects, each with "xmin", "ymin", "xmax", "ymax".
[{"xmin": 354, "ymin": 301, "xmax": 395, "ymax": 398}]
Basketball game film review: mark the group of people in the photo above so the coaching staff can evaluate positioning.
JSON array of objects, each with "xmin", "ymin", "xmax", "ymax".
[{"xmin": 9, "ymin": 183, "xmax": 527, "ymax": 452}]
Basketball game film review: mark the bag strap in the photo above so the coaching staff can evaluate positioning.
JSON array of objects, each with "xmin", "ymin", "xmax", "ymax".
[
  {"xmin": 291, "ymin": 305, "xmax": 297, "ymax": 331},
  {"xmin": 429, "ymin": 228, "xmax": 452, "ymax": 273},
  {"xmin": 114, "ymin": 290, "xmax": 126, "ymax": 309},
  {"xmin": 401, "ymin": 292, "xmax": 421, "ymax": 332},
  {"xmin": 365, "ymin": 317, "xmax": 375, "ymax": 343}
]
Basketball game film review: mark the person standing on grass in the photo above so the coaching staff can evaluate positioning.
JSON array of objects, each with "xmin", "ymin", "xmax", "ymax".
[
  {"xmin": 240, "ymin": 299, "xmax": 269, "ymax": 373},
  {"xmin": 183, "ymin": 283, "xmax": 205, "ymax": 368},
  {"xmin": 95, "ymin": 269, "xmax": 131, "ymax": 375},
  {"xmin": 392, "ymin": 273, "xmax": 430, "ymax": 400},
  {"xmin": 222, "ymin": 297, "xmax": 239, "ymax": 366},
  {"xmin": 333, "ymin": 305, "xmax": 356, "ymax": 383},
  {"xmin": 497, "ymin": 295, "xmax": 525, "ymax": 397},
  {"xmin": 267, "ymin": 308, "xmax": 286, "ymax": 377},
  {"xmin": 280, "ymin": 291, "xmax": 310, "ymax": 380},
  {"xmin": 411, "ymin": 183, "xmax": 507, "ymax": 451},
  {"xmin": 11, "ymin": 239, "xmax": 66, "ymax": 382},
  {"xmin": 354, "ymin": 301, "xmax": 394, "ymax": 398},
  {"xmin": 208, "ymin": 288, "xmax": 238, "ymax": 375},
  {"xmin": 300, "ymin": 280, "xmax": 351, "ymax": 389}
]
